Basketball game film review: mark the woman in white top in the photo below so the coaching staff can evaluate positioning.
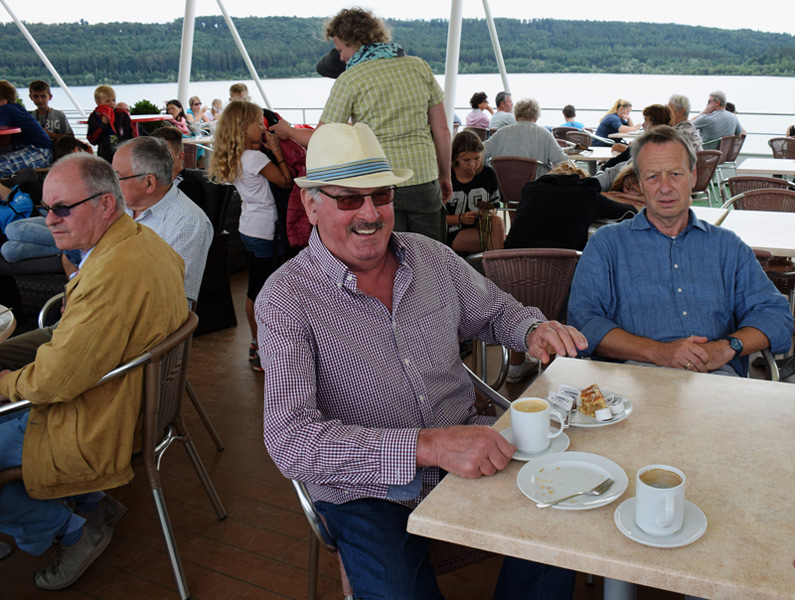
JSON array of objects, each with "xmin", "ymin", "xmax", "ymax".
[{"xmin": 208, "ymin": 100, "xmax": 293, "ymax": 370}]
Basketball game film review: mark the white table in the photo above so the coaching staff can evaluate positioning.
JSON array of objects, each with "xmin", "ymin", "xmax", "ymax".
[
  {"xmin": 566, "ymin": 147, "xmax": 617, "ymax": 174},
  {"xmin": 608, "ymin": 130, "xmax": 642, "ymax": 139},
  {"xmin": 407, "ymin": 357, "xmax": 795, "ymax": 600},
  {"xmin": 720, "ymin": 209, "xmax": 795, "ymax": 256},
  {"xmin": 690, "ymin": 206, "xmax": 728, "ymax": 225},
  {"xmin": 735, "ymin": 158, "xmax": 795, "ymax": 178}
]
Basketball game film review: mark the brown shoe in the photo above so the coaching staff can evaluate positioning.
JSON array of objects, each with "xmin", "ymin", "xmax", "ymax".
[{"xmin": 34, "ymin": 523, "xmax": 113, "ymax": 590}]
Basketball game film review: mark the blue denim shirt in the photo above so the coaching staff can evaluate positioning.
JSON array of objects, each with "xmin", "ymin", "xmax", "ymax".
[{"xmin": 567, "ymin": 209, "xmax": 793, "ymax": 376}]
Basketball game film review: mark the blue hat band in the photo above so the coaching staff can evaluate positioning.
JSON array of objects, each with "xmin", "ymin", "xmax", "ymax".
[{"xmin": 305, "ymin": 158, "xmax": 393, "ymax": 182}]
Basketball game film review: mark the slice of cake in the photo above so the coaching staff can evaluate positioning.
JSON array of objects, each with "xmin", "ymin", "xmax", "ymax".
[{"xmin": 578, "ymin": 384, "xmax": 607, "ymax": 417}]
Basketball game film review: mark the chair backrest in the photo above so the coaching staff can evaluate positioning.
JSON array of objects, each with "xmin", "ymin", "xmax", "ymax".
[
  {"xmin": 727, "ymin": 176, "xmax": 793, "ymax": 197},
  {"xmin": 464, "ymin": 126, "xmax": 488, "ymax": 141},
  {"xmin": 552, "ymin": 126, "xmax": 573, "ymax": 140},
  {"xmin": 768, "ymin": 137, "xmax": 795, "ymax": 159},
  {"xmin": 691, "ymin": 150, "xmax": 722, "ymax": 193},
  {"xmin": 717, "ymin": 134, "xmax": 746, "ymax": 164},
  {"xmin": 565, "ymin": 129, "xmax": 591, "ymax": 148},
  {"xmin": 481, "ymin": 248, "xmax": 581, "ymax": 322},
  {"xmin": 490, "ymin": 156, "xmax": 539, "ymax": 208},
  {"xmin": 141, "ymin": 312, "xmax": 199, "ymax": 469},
  {"xmin": 724, "ymin": 188, "xmax": 795, "ymax": 212}
]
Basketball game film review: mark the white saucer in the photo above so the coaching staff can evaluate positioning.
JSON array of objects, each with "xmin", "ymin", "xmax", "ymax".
[
  {"xmin": 516, "ymin": 451, "xmax": 628, "ymax": 510},
  {"xmin": 500, "ymin": 427, "xmax": 570, "ymax": 461},
  {"xmin": 614, "ymin": 498, "xmax": 708, "ymax": 548}
]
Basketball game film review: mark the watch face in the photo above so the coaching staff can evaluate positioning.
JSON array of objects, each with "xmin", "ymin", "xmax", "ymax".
[{"xmin": 729, "ymin": 337, "xmax": 743, "ymax": 353}]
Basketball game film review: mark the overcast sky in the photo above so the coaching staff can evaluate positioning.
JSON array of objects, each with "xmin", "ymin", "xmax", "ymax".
[{"xmin": 1, "ymin": 0, "xmax": 793, "ymax": 36}]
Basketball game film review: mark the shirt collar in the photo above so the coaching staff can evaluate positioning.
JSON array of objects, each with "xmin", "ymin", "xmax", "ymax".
[
  {"xmin": 126, "ymin": 184, "xmax": 178, "ymax": 221},
  {"xmin": 631, "ymin": 208, "xmax": 707, "ymax": 237}
]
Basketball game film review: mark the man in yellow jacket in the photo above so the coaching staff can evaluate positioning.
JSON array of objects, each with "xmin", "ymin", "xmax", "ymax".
[{"xmin": 0, "ymin": 153, "xmax": 187, "ymax": 590}]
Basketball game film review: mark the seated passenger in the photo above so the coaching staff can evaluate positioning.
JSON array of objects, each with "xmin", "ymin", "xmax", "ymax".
[
  {"xmin": 668, "ymin": 94, "xmax": 703, "ymax": 151},
  {"xmin": 27, "ymin": 80, "xmax": 74, "ymax": 141},
  {"xmin": 559, "ymin": 104, "xmax": 584, "ymax": 129},
  {"xmin": 164, "ymin": 99, "xmax": 191, "ymax": 136},
  {"xmin": 484, "ymin": 98, "xmax": 569, "ymax": 178},
  {"xmin": 488, "ymin": 91, "xmax": 515, "ymax": 131},
  {"xmin": 592, "ymin": 99, "xmax": 641, "ymax": 147},
  {"xmin": 0, "ymin": 80, "xmax": 53, "ymax": 177},
  {"xmin": 445, "ymin": 130, "xmax": 504, "ymax": 254},
  {"xmin": 465, "ymin": 91, "xmax": 493, "ymax": 129}
]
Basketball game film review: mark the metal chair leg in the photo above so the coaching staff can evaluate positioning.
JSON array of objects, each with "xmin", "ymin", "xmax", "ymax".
[
  {"xmin": 182, "ymin": 438, "xmax": 228, "ymax": 520},
  {"xmin": 308, "ymin": 532, "xmax": 319, "ymax": 600},
  {"xmin": 151, "ymin": 488, "xmax": 191, "ymax": 600},
  {"xmin": 185, "ymin": 380, "xmax": 224, "ymax": 451}
]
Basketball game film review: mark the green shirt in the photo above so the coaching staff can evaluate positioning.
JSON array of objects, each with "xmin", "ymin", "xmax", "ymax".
[{"xmin": 321, "ymin": 55, "xmax": 444, "ymax": 187}]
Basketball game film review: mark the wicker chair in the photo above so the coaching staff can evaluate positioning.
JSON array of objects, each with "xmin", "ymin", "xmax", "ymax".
[
  {"xmin": 552, "ymin": 126, "xmax": 575, "ymax": 140},
  {"xmin": 715, "ymin": 133, "xmax": 746, "ymax": 200},
  {"xmin": 0, "ymin": 312, "xmax": 227, "ymax": 599},
  {"xmin": 291, "ymin": 364, "xmax": 504, "ymax": 600},
  {"xmin": 768, "ymin": 137, "xmax": 795, "ymax": 159},
  {"xmin": 564, "ymin": 129, "xmax": 592, "ymax": 149},
  {"xmin": 721, "ymin": 188, "xmax": 795, "ymax": 212},
  {"xmin": 490, "ymin": 156, "xmax": 539, "ymax": 217},
  {"xmin": 727, "ymin": 176, "xmax": 793, "ymax": 198},
  {"xmin": 464, "ymin": 126, "xmax": 488, "ymax": 141},
  {"xmin": 481, "ymin": 248, "xmax": 582, "ymax": 389},
  {"xmin": 691, "ymin": 150, "xmax": 722, "ymax": 206}
]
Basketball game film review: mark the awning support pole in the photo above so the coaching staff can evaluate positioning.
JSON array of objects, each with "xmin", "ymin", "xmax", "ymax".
[
  {"xmin": 177, "ymin": 0, "xmax": 196, "ymax": 108},
  {"xmin": 443, "ymin": 0, "xmax": 464, "ymax": 137}
]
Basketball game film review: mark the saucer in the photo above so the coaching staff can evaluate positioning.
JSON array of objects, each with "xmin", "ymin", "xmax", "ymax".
[
  {"xmin": 614, "ymin": 498, "xmax": 708, "ymax": 548},
  {"xmin": 500, "ymin": 427, "xmax": 570, "ymax": 461}
]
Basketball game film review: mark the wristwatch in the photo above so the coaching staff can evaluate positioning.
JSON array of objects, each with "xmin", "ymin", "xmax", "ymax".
[{"xmin": 724, "ymin": 336, "xmax": 743, "ymax": 358}]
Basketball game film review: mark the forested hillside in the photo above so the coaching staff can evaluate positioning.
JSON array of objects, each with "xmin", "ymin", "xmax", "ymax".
[{"xmin": 1, "ymin": 16, "xmax": 793, "ymax": 87}]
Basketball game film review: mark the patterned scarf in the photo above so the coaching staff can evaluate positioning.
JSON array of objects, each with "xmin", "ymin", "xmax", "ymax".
[{"xmin": 346, "ymin": 43, "xmax": 405, "ymax": 70}]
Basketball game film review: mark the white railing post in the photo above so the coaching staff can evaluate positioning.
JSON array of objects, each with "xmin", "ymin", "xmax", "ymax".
[
  {"xmin": 444, "ymin": 0, "xmax": 464, "ymax": 137},
  {"xmin": 177, "ymin": 0, "xmax": 196, "ymax": 109}
]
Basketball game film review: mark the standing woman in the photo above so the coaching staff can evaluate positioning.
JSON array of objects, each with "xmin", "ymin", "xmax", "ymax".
[
  {"xmin": 592, "ymin": 99, "xmax": 640, "ymax": 146},
  {"xmin": 208, "ymin": 100, "xmax": 293, "ymax": 371},
  {"xmin": 446, "ymin": 130, "xmax": 504, "ymax": 253},
  {"xmin": 165, "ymin": 99, "xmax": 190, "ymax": 135}
]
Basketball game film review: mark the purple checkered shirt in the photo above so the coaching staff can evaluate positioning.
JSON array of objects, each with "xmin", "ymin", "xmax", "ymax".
[{"xmin": 257, "ymin": 229, "xmax": 544, "ymax": 507}]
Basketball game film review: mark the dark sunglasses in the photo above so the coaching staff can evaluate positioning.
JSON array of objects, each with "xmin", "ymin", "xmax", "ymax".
[
  {"xmin": 40, "ymin": 191, "xmax": 104, "ymax": 218},
  {"xmin": 319, "ymin": 186, "xmax": 396, "ymax": 211}
]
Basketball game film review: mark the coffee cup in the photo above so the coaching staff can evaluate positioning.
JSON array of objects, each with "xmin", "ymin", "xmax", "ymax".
[
  {"xmin": 634, "ymin": 465, "xmax": 686, "ymax": 536},
  {"xmin": 509, "ymin": 397, "xmax": 565, "ymax": 454}
]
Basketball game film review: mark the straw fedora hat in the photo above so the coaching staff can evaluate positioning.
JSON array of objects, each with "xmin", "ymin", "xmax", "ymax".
[{"xmin": 294, "ymin": 123, "xmax": 413, "ymax": 189}]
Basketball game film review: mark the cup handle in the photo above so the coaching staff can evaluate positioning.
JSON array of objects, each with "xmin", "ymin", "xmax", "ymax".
[
  {"xmin": 656, "ymin": 492, "xmax": 675, "ymax": 528},
  {"xmin": 548, "ymin": 410, "xmax": 565, "ymax": 439}
]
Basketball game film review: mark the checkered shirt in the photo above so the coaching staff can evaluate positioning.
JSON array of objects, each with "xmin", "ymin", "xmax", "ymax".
[
  {"xmin": 257, "ymin": 229, "xmax": 544, "ymax": 507},
  {"xmin": 129, "ymin": 185, "xmax": 213, "ymax": 302},
  {"xmin": 321, "ymin": 56, "xmax": 445, "ymax": 188}
]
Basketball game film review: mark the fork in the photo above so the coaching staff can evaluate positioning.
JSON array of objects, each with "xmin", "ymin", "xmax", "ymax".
[{"xmin": 535, "ymin": 478, "xmax": 615, "ymax": 509}]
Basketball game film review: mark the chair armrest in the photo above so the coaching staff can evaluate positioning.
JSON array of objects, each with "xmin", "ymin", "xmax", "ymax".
[
  {"xmin": 0, "ymin": 399, "xmax": 32, "ymax": 417},
  {"xmin": 760, "ymin": 349, "xmax": 780, "ymax": 382},
  {"xmin": 290, "ymin": 480, "xmax": 337, "ymax": 553}
]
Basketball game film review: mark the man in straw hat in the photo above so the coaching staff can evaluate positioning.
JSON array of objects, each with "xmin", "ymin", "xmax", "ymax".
[{"xmin": 257, "ymin": 123, "xmax": 587, "ymax": 599}]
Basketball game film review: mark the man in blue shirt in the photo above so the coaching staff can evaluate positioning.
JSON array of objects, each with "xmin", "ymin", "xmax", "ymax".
[
  {"xmin": 0, "ymin": 80, "xmax": 53, "ymax": 177},
  {"xmin": 568, "ymin": 126, "xmax": 792, "ymax": 377}
]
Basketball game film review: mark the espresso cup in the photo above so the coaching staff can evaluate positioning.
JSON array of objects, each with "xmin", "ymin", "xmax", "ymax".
[
  {"xmin": 634, "ymin": 465, "xmax": 686, "ymax": 536},
  {"xmin": 510, "ymin": 397, "xmax": 565, "ymax": 454}
]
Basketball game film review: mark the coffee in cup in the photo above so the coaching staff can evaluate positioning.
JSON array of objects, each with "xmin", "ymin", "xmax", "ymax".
[
  {"xmin": 635, "ymin": 464, "xmax": 686, "ymax": 536},
  {"xmin": 510, "ymin": 397, "xmax": 565, "ymax": 454}
]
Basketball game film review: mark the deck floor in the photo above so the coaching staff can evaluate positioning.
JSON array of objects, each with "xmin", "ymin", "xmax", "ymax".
[{"xmin": 0, "ymin": 271, "xmax": 697, "ymax": 599}]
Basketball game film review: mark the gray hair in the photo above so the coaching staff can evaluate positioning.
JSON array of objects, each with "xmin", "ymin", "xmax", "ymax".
[
  {"xmin": 514, "ymin": 98, "xmax": 541, "ymax": 122},
  {"xmin": 630, "ymin": 125, "xmax": 697, "ymax": 174},
  {"xmin": 118, "ymin": 137, "xmax": 173, "ymax": 186},
  {"xmin": 495, "ymin": 91, "xmax": 511, "ymax": 107},
  {"xmin": 52, "ymin": 153, "xmax": 125, "ymax": 210},
  {"xmin": 668, "ymin": 94, "xmax": 691, "ymax": 115},
  {"xmin": 709, "ymin": 90, "xmax": 727, "ymax": 108}
]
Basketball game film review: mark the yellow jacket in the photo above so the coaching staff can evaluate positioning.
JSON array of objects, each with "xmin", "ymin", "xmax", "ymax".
[{"xmin": 0, "ymin": 214, "xmax": 188, "ymax": 499}]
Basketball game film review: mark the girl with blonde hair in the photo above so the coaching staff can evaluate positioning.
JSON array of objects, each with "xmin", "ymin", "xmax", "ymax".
[
  {"xmin": 593, "ymin": 99, "xmax": 640, "ymax": 146},
  {"xmin": 208, "ymin": 100, "xmax": 293, "ymax": 370}
]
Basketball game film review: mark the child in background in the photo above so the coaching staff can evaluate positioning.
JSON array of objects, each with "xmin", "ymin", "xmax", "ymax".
[
  {"xmin": 28, "ymin": 80, "xmax": 74, "ymax": 140},
  {"xmin": 165, "ymin": 99, "xmax": 191, "ymax": 135},
  {"xmin": 0, "ymin": 79, "xmax": 53, "ymax": 176},
  {"xmin": 209, "ymin": 99, "xmax": 223, "ymax": 120},
  {"xmin": 208, "ymin": 100, "xmax": 293, "ymax": 371},
  {"xmin": 86, "ymin": 85, "xmax": 136, "ymax": 162},
  {"xmin": 229, "ymin": 83, "xmax": 250, "ymax": 101}
]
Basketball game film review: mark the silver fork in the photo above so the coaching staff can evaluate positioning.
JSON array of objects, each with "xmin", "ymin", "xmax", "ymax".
[{"xmin": 535, "ymin": 478, "xmax": 615, "ymax": 509}]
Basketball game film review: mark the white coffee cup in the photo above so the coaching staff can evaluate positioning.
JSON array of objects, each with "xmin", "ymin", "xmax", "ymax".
[
  {"xmin": 634, "ymin": 464, "xmax": 686, "ymax": 537},
  {"xmin": 510, "ymin": 397, "xmax": 565, "ymax": 454}
]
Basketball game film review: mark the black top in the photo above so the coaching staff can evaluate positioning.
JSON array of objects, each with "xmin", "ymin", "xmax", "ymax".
[{"xmin": 504, "ymin": 174, "xmax": 637, "ymax": 251}]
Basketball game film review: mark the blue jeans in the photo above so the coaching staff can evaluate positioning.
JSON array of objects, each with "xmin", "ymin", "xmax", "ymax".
[
  {"xmin": 316, "ymin": 498, "xmax": 575, "ymax": 600},
  {"xmin": 0, "ymin": 412, "xmax": 73, "ymax": 555},
  {"xmin": 1, "ymin": 216, "xmax": 81, "ymax": 265}
]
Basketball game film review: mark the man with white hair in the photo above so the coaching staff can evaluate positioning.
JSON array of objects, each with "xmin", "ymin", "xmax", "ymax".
[
  {"xmin": 690, "ymin": 90, "xmax": 742, "ymax": 150},
  {"xmin": 257, "ymin": 122, "xmax": 588, "ymax": 599}
]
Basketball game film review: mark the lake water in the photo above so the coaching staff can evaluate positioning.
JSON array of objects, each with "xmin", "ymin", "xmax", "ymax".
[{"xmin": 31, "ymin": 72, "xmax": 795, "ymax": 156}]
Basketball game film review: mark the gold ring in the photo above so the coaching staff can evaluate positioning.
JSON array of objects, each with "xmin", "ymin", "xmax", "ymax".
[{"xmin": 685, "ymin": 362, "xmax": 692, "ymax": 369}]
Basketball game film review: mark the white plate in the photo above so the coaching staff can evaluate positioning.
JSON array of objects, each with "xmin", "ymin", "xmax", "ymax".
[
  {"xmin": 614, "ymin": 498, "xmax": 708, "ymax": 548},
  {"xmin": 569, "ymin": 393, "xmax": 632, "ymax": 428},
  {"xmin": 500, "ymin": 427, "xmax": 570, "ymax": 461},
  {"xmin": 517, "ymin": 451, "xmax": 628, "ymax": 510}
]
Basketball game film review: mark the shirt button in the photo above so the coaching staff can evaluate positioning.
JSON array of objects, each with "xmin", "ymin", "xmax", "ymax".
[
  {"xmin": 677, "ymin": 288, "xmax": 682, "ymax": 293},
  {"xmin": 419, "ymin": 395, "xmax": 425, "ymax": 403},
  {"xmin": 346, "ymin": 275, "xmax": 353, "ymax": 281},
  {"xmin": 403, "ymin": 358, "xmax": 410, "ymax": 366},
  {"xmin": 674, "ymin": 264, "xmax": 679, "ymax": 269},
  {"xmin": 682, "ymin": 311, "xmax": 687, "ymax": 316}
]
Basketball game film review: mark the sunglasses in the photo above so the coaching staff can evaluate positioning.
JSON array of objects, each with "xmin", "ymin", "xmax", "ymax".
[
  {"xmin": 319, "ymin": 186, "xmax": 396, "ymax": 211},
  {"xmin": 41, "ymin": 191, "xmax": 104, "ymax": 218},
  {"xmin": 117, "ymin": 173, "xmax": 146, "ymax": 181}
]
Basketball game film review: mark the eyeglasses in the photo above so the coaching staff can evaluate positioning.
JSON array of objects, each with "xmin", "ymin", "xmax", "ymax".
[
  {"xmin": 41, "ymin": 191, "xmax": 104, "ymax": 218},
  {"xmin": 319, "ymin": 186, "xmax": 396, "ymax": 211},
  {"xmin": 192, "ymin": 102, "xmax": 201, "ymax": 106},
  {"xmin": 117, "ymin": 173, "xmax": 146, "ymax": 181}
]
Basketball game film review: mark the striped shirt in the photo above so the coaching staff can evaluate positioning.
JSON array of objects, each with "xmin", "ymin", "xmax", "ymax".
[
  {"xmin": 129, "ymin": 185, "xmax": 213, "ymax": 302},
  {"xmin": 321, "ymin": 55, "xmax": 444, "ymax": 188},
  {"xmin": 258, "ymin": 229, "xmax": 544, "ymax": 506}
]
